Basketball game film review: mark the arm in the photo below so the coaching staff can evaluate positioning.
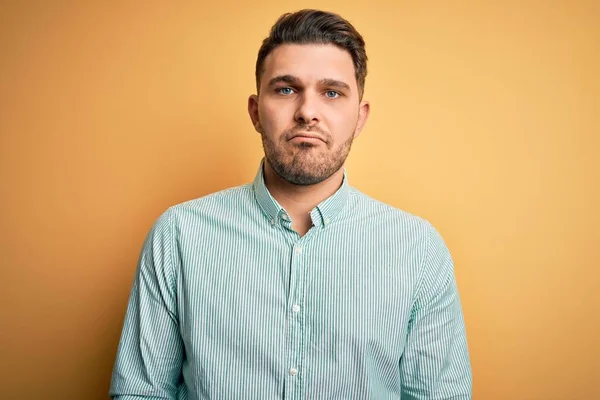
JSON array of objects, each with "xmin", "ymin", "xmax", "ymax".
[
  {"xmin": 400, "ymin": 222, "xmax": 472, "ymax": 399},
  {"xmin": 109, "ymin": 209, "xmax": 184, "ymax": 399}
]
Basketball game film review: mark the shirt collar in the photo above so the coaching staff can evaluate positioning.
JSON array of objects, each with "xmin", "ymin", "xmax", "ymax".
[{"xmin": 252, "ymin": 159, "xmax": 350, "ymax": 228}]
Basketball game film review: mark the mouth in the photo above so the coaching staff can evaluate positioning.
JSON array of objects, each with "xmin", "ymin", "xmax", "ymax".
[{"xmin": 289, "ymin": 132, "xmax": 326, "ymax": 144}]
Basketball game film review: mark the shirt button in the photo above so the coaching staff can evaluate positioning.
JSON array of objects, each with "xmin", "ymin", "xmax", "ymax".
[
  {"xmin": 324, "ymin": 217, "xmax": 330, "ymax": 225},
  {"xmin": 282, "ymin": 214, "xmax": 290, "ymax": 221},
  {"xmin": 292, "ymin": 304, "xmax": 300, "ymax": 313},
  {"xmin": 289, "ymin": 367, "xmax": 298, "ymax": 376},
  {"xmin": 295, "ymin": 246, "xmax": 302, "ymax": 255}
]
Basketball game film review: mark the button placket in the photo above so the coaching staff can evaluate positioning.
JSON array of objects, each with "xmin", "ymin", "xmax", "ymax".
[{"xmin": 287, "ymin": 240, "xmax": 306, "ymax": 395}]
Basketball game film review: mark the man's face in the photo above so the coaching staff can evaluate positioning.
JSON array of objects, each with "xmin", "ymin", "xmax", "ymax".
[{"xmin": 248, "ymin": 44, "xmax": 370, "ymax": 186}]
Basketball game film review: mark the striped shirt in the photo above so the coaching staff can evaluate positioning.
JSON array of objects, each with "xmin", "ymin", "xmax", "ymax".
[{"xmin": 110, "ymin": 160, "xmax": 472, "ymax": 399}]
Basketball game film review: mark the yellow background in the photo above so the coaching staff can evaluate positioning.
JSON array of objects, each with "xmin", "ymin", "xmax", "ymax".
[{"xmin": 1, "ymin": 1, "xmax": 598, "ymax": 399}]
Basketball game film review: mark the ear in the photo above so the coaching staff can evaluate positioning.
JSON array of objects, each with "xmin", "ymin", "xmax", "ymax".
[
  {"xmin": 353, "ymin": 100, "xmax": 370, "ymax": 139},
  {"xmin": 248, "ymin": 94, "xmax": 262, "ymax": 133}
]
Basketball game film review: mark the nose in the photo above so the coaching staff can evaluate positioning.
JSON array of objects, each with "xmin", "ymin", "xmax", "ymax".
[{"xmin": 294, "ymin": 92, "xmax": 320, "ymax": 125}]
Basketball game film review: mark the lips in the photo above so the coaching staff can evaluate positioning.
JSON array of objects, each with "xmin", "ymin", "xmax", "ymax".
[{"xmin": 290, "ymin": 132, "xmax": 326, "ymax": 143}]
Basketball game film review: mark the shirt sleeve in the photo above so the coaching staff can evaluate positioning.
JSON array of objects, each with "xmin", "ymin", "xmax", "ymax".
[
  {"xmin": 399, "ymin": 222, "xmax": 473, "ymax": 399},
  {"xmin": 109, "ymin": 209, "xmax": 185, "ymax": 399}
]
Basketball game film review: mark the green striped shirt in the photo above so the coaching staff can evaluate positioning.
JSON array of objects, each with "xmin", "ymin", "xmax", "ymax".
[{"xmin": 110, "ymin": 160, "xmax": 472, "ymax": 399}]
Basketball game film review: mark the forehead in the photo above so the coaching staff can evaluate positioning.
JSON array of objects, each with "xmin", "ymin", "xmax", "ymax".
[{"xmin": 262, "ymin": 44, "xmax": 356, "ymax": 87}]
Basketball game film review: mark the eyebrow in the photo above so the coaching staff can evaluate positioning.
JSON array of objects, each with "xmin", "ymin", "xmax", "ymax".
[
  {"xmin": 267, "ymin": 75, "xmax": 300, "ymax": 87},
  {"xmin": 319, "ymin": 78, "xmax": 351, "ymax": 91},
  {"xmin": 267, "ymin": 75, "xmax": 351, "ymax": 91}
]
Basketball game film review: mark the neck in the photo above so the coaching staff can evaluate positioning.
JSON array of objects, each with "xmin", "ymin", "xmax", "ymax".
[{"xmin": 263, "ymin": 159, "xmax": 344, "ymax": 219}]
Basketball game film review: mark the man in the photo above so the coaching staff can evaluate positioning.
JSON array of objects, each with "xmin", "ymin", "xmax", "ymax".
[{"xmin": 110, "ymin": 9, "xmax": 472, "ymax": 399}]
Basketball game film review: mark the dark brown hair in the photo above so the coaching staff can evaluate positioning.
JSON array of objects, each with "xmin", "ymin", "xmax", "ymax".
[{"xmin": 255, "ymin": 9, "xmax": 368, "ymax": 99}]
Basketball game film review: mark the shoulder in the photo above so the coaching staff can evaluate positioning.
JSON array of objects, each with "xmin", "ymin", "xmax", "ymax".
[
  {"xmin": 172, "ymin": 183, "xmax": 253, "ymax": 212},
  {"xmin": 142, "ymin": 184, "xmax": 253, "ymax": 237},
  {"xmin": 163, "ymin": 183, "xmax": 253, "ymax": 221},
  {"xmin": 346, "ymin": 186, "xmax": 450, "ymax": 256},
  {"xmin": 347, "ymin": 186, "xmax": 434, "ymax": 233}
]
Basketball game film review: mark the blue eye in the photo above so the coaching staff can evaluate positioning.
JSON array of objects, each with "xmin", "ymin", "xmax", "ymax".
[
  {"xmin": 325, "ymin": 91, "xmax": 340, "ymax": 98},
  {"xmin": 277, "ymin": 87, "xmax": 294, "ymax": 95}
]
